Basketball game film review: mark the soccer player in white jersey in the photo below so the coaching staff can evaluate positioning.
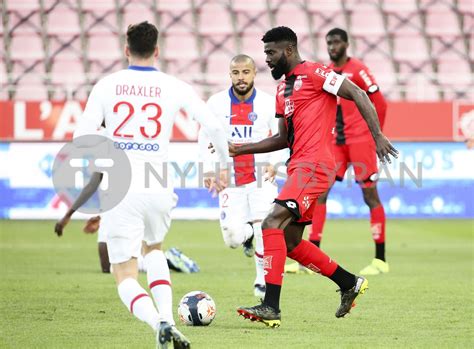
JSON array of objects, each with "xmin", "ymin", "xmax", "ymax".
[
  {"xmin": 199, "ymin": 54, "xmax": 283, "ymax": 298},
  {"xmin": 73, "ymin": 22, "xmax": 229, "ymax": 349}
]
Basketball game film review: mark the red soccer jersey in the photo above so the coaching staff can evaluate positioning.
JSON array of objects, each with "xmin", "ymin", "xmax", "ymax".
[
  {"xmin": 275, "ymin": 61, "xmax": 346, "ymax": 172},
  {"xmin": 328, "ymin": 57, "xmax": 387, "ymax": 144}
]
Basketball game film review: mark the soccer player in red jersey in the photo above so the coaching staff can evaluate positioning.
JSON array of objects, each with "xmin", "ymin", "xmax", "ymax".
[
  {"xmin": 308, "ymin": 28, "xmax": 389, "ymax": 276},
  {"xmin": 231, "ymin": 27, "xmax": 397, "ymax": 327}
]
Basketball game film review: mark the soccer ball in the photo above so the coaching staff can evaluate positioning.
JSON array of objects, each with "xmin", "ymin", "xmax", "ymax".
[{"xmin": 177, "ymin": 291, "xmax": 216, "ymax": 326}]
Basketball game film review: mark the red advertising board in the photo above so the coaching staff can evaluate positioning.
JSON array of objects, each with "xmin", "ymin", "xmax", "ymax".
[{"xmin": 1, "ymin": 100, "xmax": 472, "ymax": 142}]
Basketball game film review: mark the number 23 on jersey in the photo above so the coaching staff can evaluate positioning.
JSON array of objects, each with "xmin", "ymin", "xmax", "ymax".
[{"xmin": 113, "ymin": 101, "xmax": 162, "ymax": 139}]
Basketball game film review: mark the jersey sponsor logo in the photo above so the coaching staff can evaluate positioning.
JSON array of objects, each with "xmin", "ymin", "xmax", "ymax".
[
  {"xmin": 231, "ymin": 125, "xmax": 253, "ymax": 138},
  {"xmin": 225, "ymin": 114, "xmax": 237, "ymax": 119},
  {"xmin": 294, "ymin": 76, "xmax": 304, "ymax": 91},
  {"xmin": 114, "ymin": 141, "xmax": 160, "ymax": 151},
  {"xmin": 247, "ymin": 112, "xmax": 258, "ymax": 122},
  {"xmin": 359, "ymin": 70, "xmax": 373, "ymax": 87},
  {"xmin": 315, "ymin": 67, "xmax": 330, "ymax": 78},
  {"xmin": 284, "ymin": 99, "xmax": 294, "ymax": 117}
]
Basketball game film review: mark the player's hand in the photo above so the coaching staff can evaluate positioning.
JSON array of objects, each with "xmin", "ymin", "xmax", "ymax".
[
  {"xmin": 217, "ymin": 169, "xmax": 229, "ymax": 190},
  {"xmin": 203, "ymin": 172, "xmax": 214, "ymax": 189},
  {"xmin": 228, "ymin": 142, "xmax": 238, "ymax": 157},
  {"xmin": 375, "ymin": 133, "xmax": 398, "ymax": 164},
  {"xmin": 83, "ymin": 216, "xmax": 101, "ymax": 234},
  {"xmin": 264, "ymin": 164, "xmax": 276, "ymax": 183},
  {"xmin": 54, "ymin": 215, "xmax": 71, "ymax": 237}
]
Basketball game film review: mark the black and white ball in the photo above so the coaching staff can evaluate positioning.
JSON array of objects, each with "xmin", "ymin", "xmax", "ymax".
[{"xmin": 177, "ymin": 291, "xmax": 216, "ymax": 326}]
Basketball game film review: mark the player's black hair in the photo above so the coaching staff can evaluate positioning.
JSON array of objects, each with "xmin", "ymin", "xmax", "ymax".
[
  {"xmin": 326, "ymin": 28, "xmax": 348, "ymax": 42},
  {"xmin": 261, "ymin": 26, "xmax": 297, "ymax": 45},
  {"xmin": 126, "ymin": 21, "xmax": 159, "ymax": 58}
]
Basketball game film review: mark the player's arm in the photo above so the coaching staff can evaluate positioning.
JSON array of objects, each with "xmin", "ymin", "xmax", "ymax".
[
  {"xmin": 54, "ymin": 172, "xmax": 103, "ymax": 236},
  {"xmin": 73, "ymin": 83, "xmax": 106, "ymax": 146},
  {"xmin": 368, "ymin": 90, "xmax": 387, "ymax": 129},
  {"xmin": 355, "ymin": 67, "xmax": 388, "ymax": 129},
  {"xmin": 337, "ymin": 78, "xmax": 398, "ymax": 163},
  {"xmin": 230, "ymin": 117, "xmax": 288, "ymax": 156}
]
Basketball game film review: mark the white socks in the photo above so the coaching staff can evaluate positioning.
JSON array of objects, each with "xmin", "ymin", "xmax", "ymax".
[
  {"xmin": 253, "ymin": 222, "xmax": 265, "ymax": 286},
  {"xmin": 145, "ymin": 250, "xmax": 174, "ymax": 325},
  {"xmin": 117, "ymin": 278, "xmax": 159, "ymax": 331},
  {"xmin": 137, "ymin": 254, "xmax": 147, "ymax": 273}
]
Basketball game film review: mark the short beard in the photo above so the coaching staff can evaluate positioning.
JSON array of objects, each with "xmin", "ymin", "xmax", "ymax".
[
  {"xmin": 329, "ymin": 51, "xmax": 344, "ymax": 62},
  {"xmin": 232, "ymin": 81, "xmax": 254, "ymax": 96},
  {"xmin": 271, "ymin": 55, "xmax": 289, "ymax": 80}
]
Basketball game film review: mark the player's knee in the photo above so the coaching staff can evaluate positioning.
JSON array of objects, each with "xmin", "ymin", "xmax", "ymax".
[
  {"xmin": 262, "ymin": 205, "xmax": 290, "ymax": 230},
  {"xmin": 285, "ymin": 236, "xmax": 302, "ymax": 252},
  {"xmin": 222, "ymin": 226, "xmax": 243, "ymax": 248},
  {"xmin": 318, "ymin": 191, "xmax": 329, "ymax": 204},
  {"xmin": 363, "ymin": 188, "xmax": 381, "ymax": 209}
]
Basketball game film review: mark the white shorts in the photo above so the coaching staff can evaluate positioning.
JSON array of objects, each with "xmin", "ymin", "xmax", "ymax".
[
  {"xmin": 104, "ymin": 192, "xmax": 178, "ymax": 264},
  {"xmin": 218, "ymin": 180, "xmax": 277, "ymax": 248}
]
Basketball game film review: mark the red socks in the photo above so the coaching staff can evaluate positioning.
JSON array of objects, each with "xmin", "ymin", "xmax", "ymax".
[
  {"xmin": 370, "ymin": 205, "xmax": 386, "ymax": 244},
  {"xmin": 309, "ymin": 203, "xmax": 327, "ymax": 243},
  {"xmin": 287, "ymin": 240, "xmax": 338, "ymax": 276},
  {"xmin": 262, "ymin": 228, "xmax": 287, "ymax": 286}
]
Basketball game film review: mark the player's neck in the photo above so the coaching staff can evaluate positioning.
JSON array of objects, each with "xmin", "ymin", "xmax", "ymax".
[
  {"xmin": 232, "ymin": 87, "xmax": 254, "ymax": 102},
  {"xmin": 286, "ymin": 57, "xmax": 304, "ymax": 76},
  {"xmin": 332, "ymin": 55, "xmax": 349, "ymax": 68},
  {"xmin": 128, "ymin": 57, "xmax": 155, "ymax": 68}
]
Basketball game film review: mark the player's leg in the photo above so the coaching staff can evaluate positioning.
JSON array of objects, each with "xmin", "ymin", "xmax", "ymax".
[
  {"xmin": 106, "ymin": 199, "xmax": 161, "ymax": 333},
  {"xmin": 96, "ymin": 219, "xmax": 110, "ymax": 273},
  {"xmin": 218, "ymin": 188, "xmax": 253, "ymax": 250},
  {"xmin": 280, "ymin": 167, "xmax": 368, "ymax": 318},
  {"xmin": 350, "ymin": 141, "xmax": 389, "ymax": 275},
  {"xmin": 237, "ymin": 203, "xmax": 293, "ymax": 327},
  {"xmin": 248, "ymin": 180, "xmax": 279, "ymax": 297},
  {"xmin": 142, "ymin": 193, "xmax": 190, "ymax": 348},
  {"xmin": 360, "ymin": 185, "xmax": 389, "ymax": 275},
  {"xmin": 98, "ymin": 242, "xmax": 110, "ymax": 273},
  {"xmin": 309, "ymin": 144, "xmax": 349, "ymax": 246}
]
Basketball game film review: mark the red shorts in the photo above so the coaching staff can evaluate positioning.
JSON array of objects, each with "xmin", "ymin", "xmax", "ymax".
[
  {"xmin": 275, "ymin": 165, "xmax": 335, "ymax": 225},
  {"xmin": 334, "ymin": 140, "xmax": 379, "ymax": 188}
]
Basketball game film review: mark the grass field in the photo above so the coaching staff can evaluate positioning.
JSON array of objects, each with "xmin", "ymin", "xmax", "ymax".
[{"xmin": 0, "ymin": 219, "xmax": 473, "ymax": 348}]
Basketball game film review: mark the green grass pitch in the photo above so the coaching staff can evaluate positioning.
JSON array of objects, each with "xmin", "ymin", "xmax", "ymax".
[{"xmin": 1, "ymin": 219, "xmax": 473, "ymax": 348}]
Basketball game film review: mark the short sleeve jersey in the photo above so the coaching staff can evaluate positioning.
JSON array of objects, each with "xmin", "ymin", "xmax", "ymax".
[
  {"xmin": 329, "ymin": 57, "xmax": 384, "ymax": 144},
  {"xmin": 275, "ymin": 61, "xmax": 345, "ymax": 172}
]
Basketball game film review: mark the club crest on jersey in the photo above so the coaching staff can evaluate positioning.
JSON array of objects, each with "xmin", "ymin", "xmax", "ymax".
[
  {"xmin": 248, "ymin": 112, "xmax": 258, "ymax": 122},
  {"xmin": 294, "ymin": 76, "xmax": 303, "ymax": 91}
]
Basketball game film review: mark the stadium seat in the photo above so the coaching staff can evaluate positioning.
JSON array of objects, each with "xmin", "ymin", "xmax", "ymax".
[
  {"xmin": 423, "ymin": 5, "xmax": 461, "ymax": 35},
  {"xmin": 9, "ymin": 33, "xmax": 44, "ymax": 60},
  {"xmin": 87, "ymin": 33, "xmax": 122, "ymax": 60},
  {"xmin": 345, "ymin": 1, "xmax": 385, "ymax": 35},
  {"xmin": 271, "ymin": 1, "xmax": 309, "ymax": 34},
  {"xmin": 46, "ymin": 3, "xmax": 81, "ymax": 35},
  {"xmin": 197, "ymin": 1, "xmax": 233, "ymax": 35}
]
